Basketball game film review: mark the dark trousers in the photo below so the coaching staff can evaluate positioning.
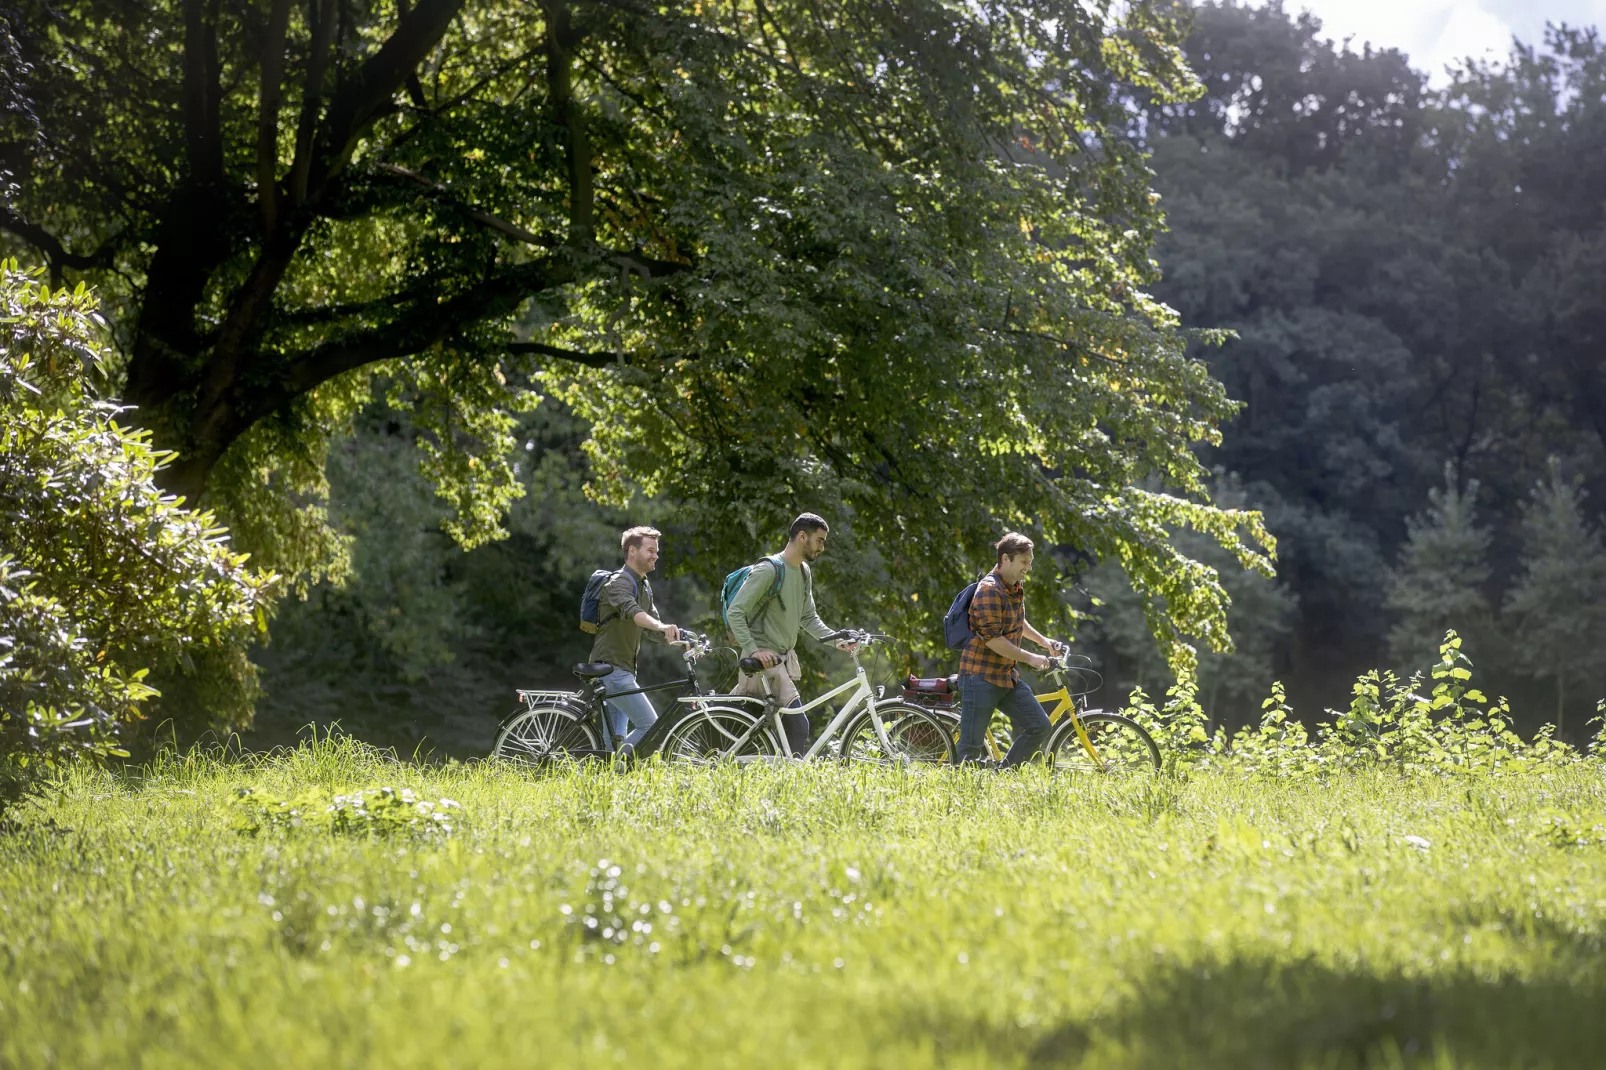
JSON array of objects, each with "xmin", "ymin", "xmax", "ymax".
[
  {"xmin": 782, "ymin": 699, "xmax": 808, "ymax": 758},
  {"xmin": 955, "ymin": 674, "xmax": 1052, "ymax": 767}
]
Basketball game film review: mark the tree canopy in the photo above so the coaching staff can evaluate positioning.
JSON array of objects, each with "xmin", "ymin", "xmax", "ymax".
[{"xmin": 1, "ymin": 0, "xmax": 1272, "ymax": 672}]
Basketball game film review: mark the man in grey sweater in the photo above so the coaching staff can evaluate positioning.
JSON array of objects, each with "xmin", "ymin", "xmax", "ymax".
[{"xmin": 727, "ymin": 513, "xmax": 857, "ymax": 756}]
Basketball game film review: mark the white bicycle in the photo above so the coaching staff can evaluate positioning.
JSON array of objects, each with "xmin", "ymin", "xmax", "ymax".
[{"xmin": 657, "ymin": 630, "xmax": 954, "ymax": 765}]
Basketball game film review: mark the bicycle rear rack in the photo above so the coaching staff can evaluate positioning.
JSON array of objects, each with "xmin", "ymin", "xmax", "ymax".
[{"xmin": 517, "ymin": 689, "xmax": 584, "ymax": 710}]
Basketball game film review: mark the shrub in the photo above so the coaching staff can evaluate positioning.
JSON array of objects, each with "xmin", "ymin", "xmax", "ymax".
[
  {"xmin": 231, "ymin": 785, "xmax": 461, "ymax": 838},
  {"xmin": 1123, "ymin": 631, "xmax": 1587, "ymax": 777},
  {"xmin": 0, "ymin": 263, "xmax": 275, "ymax": 798}
]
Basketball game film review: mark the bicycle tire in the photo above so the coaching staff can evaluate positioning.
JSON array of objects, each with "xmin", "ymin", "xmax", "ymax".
[
  {"xmin": 837, "ymin": 703, "xmax": 955, "ymax": 765},
  {"xmin": 923, "ymin": 706, "xmax": 1020, "ymax": 763},
  {"xmin": 493, "ymin": 705, "xmax": 599, "ymax": 765},
  {"xmin": 1044, "ymin": 711, "xmax": 1160, "ymax": 776},
  {"xmin": 658, "ymin": 706, "xmax": 782, "ymax": 765}
]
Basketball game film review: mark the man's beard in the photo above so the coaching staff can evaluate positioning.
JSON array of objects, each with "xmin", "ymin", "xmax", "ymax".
[{"xmin": 805, "ymin": 544, "xmax": 823, "ymax": 562}]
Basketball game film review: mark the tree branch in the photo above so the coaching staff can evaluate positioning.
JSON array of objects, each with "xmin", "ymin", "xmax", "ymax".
[
  {"xmin": 305, "ymin": 0, "xmax": 469, "ymax": 196},
  {"xmin": 395, "ymin": 0, "xmax": 431, "ymax": 108},
  {"xmin": 503, "ymin": 341, "xmax": 620, "ymax": 367},
  {"xmin": 257, "ymin": 0, "xmax": 294, "ymax": 235},
  {"xmin": 288, "ymin": 0, "xmax": 337, "ymax": 205},
  {"xmin": 545, "ymin": 1, "xmax": 593, "ymax": 245},
  {"xmin": 0, "ymin": 206, "xmax": 122, "ymax": 275},
  {"xmin": 373, "ymin": 162, "xmax": 558, "ymax": 247},
  {"xmin": 183, "ymin": 0, "xmax": 226, "ymax": 187},
  {"xmin": 265, "ymin": 259, "xmax": 573, "ymax": 422}
]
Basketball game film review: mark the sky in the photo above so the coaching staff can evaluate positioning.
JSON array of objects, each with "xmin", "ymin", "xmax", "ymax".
[{"xmin": 1273, "ymin": 0, "xmax": 1606, "ymax": 83}]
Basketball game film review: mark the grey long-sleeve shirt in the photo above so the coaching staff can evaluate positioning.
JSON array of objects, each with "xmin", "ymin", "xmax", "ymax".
[{"xmin": 726, "ymin": 557, "xmax": 835, "ymax": 657}]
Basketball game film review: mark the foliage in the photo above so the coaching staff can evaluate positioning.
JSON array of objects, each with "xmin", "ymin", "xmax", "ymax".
[
  {"xmin": 1122, "ymin": 632, "xmax": 1583, "ymax": 778},
  {"xmin": 1502, "ymin": 462, "xmax": 1606, "ymax": 734},
  {"xmin": 233, "ymin": 784, "xmax": 460, "ymax": 838},
  {"xmin": 0, "ymin": 262, "xmax": 274, "ymax": 790},
  {"xmin": 1144, "ymin": 4, "xmax": 1606, "ymax": 713},
  {"xmin": 1081, "ymin": 475, "xmax": 1296, "ymax": 724},
  {"xmin": 1, "ymin": 0, "xmax": 1271, "ymax": 669},
  {"xmin": 4, "ymin": 736, "xmax": 1606, "ymax": 1066}
]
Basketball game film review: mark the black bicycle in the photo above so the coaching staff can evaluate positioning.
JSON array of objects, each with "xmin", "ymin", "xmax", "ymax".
[{"xmin": 491, "ymin": 632, "xmax": 763, "ymax": 764}]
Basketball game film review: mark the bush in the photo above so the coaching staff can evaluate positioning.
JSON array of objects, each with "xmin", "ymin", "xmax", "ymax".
[
  {"xmin": 0, "ymin": 263, "xmax": 275, "ymax": 798},
  {"xmin": 1124, "ymin": 631, "xmax": 1596, "ymax": 777}
]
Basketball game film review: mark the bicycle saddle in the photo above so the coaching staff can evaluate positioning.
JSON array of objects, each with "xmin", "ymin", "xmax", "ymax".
[
  {"xmin": 572, "ymin": 662, "xmax": 614, "ymax": 679},
  {"xmin": 738, "ymin": 656, "xmax": 765, "ymax": 673}
]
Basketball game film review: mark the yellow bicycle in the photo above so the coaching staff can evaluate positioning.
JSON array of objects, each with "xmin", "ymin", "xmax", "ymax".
[{"xmin": 906, "ymin": 654, "xmax": 1161, "ymax": 774}]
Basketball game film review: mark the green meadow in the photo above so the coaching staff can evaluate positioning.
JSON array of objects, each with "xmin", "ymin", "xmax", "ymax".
[{"xmin": 3, "ymin": 737, "xmax": 1604, "ymax": 1068}]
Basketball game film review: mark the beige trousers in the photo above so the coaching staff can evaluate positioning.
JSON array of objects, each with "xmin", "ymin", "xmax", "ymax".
[{"xmin": 734, "ymin": 648, "xmax": 803, "ymax": 706}]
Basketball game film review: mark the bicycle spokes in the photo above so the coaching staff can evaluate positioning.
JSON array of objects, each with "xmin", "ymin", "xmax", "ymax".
[{"xmin": 1047, "ymin": 713, "xmax": 1160, "ymax": 775}]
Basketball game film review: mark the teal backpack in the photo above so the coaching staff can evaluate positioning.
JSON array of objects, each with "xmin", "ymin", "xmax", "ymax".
[{"xmin": 720, "ymin": 556, "xmax": 807, "ymax": 638}]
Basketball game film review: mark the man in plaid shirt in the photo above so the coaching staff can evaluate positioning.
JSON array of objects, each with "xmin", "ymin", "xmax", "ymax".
[{"xmin": 955, "ymin": 532, "xmax": 1057, "ymax": 767}]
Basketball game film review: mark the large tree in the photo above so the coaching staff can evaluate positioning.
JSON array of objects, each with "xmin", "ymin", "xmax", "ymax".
[{"xmin": 1, "ymin": 0, "xmax": 1269, "ymax": 662}]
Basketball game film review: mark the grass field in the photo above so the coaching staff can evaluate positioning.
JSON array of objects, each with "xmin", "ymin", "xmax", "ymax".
[{"xmin": 2, "ymin": 736, "xmax": 1605, "ymax": 1068}]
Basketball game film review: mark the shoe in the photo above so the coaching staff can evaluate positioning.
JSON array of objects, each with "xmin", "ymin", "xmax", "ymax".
[{"xmin": 955, "ymin": 757, "xmax": 1001, "ymax": 772}]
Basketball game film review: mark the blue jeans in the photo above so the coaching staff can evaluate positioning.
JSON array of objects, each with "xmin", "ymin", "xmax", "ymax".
[
  {"xmin": 600, "ymin": 667, "xmax": 658, "ymax": 752},
  {"xmin": 955, "ymin": 674, "xmax": 1051, "ymax": 767}
]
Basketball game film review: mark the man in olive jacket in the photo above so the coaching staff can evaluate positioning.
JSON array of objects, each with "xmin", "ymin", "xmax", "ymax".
[
  {"xmin": 590, "ymin": 526, "xmax": 681, "ymax": 756},
  {"xmin": 727, "ymin": 512, "xmax": 856, "ymax": 756}
]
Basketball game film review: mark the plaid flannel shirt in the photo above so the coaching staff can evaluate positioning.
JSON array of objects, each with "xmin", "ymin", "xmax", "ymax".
[{"xmin": 957, "ymin": 569, "xmax": 1025, "ymax": 687}]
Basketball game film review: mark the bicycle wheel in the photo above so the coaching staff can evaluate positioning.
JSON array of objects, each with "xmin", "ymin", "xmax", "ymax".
[
  {"xmin": 838, "ymin": 703, "xmax": 955, "ymax": 765},
  {"xmin": 1045, "ymin": 711, "xmax": 1160, "ymax": 776},
  {"xmin": 493, "ymin": 705, "xmax": 599, "ymax": 765},
  {"xmin": 658, "ymin": 706, "xmax": 781, "ymax": 765}
]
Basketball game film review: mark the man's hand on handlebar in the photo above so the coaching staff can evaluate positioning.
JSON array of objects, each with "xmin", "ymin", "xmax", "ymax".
[{"xmin": 834, "ymin": 639, "xmax": 860, "ymax": 655}]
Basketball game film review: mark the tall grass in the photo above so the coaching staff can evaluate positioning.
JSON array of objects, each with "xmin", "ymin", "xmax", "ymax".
[{"xmin": 2, "ymin": 734, "xmax": 1604, "ymax": 1068}]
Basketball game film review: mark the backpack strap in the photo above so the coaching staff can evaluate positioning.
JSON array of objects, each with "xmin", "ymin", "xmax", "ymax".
[
  {"xmin": 600, "ymin": 568, "xmax": 642, "ymax": 625},
  {"xmin": 758, "ymin": 555, "xmax": 787, "ymax": 609}
]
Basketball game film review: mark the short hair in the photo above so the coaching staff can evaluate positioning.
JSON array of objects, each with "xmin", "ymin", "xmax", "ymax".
[
  {"xmin": 789, "ymin": 513, "xmax": 830, "ymax": 540},
  {"xmin": 995, "ymin": 532, "xmax": 1034, "ymax": 561},
  {"xmin": 621, "ymin": 526, "xmax": 661, "ymax": 555}
]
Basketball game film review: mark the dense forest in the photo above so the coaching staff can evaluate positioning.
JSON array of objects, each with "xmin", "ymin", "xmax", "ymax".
[
  {"xmin": 3, "ymin": 0, "xmax": 1604, "ymax": 759},
  {"xmin": 1135, "ymin": 3, "xmax": 1606, "ymax": 734}
]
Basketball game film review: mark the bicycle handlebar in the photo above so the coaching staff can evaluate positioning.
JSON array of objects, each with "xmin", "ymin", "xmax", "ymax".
[
  {"xmin": 736, "ymin": 630, "xmax": 887, "ymax": 674},
  {"xmin": 821, "ymin": 628, "xmax": 891, "ymax": 645},
  {"xmin": 677, "ymin": 632, "xmax": 715, "ymax": 660},
  {"xmin": 1040, "ymin": 641, "xmax": 1091, "ymax": 675}
]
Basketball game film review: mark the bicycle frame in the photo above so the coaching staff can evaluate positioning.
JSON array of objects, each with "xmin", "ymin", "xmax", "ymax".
[
  {"xmin": 1033, "ymin": 683, "xmax": 1106, "ymax": 766},
  {"xmin": 589, "ymin": 675, "xmax": 702, "ymax": 752},
  {"xmin": 971, "ymin": 678, "xmax": 1105, "ymax": 767},
  {"xmin": 513, "ymin": 637, "xmax": 738, "ymax": 754},
  {"xmin": 711, "ymin": 654, "xmax": 896, "ymax": 760}
]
